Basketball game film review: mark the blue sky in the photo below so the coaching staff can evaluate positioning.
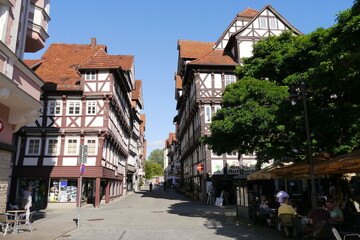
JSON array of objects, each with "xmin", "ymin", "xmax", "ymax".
[{"xmin": 25, "ymin": 0, "xmax": 355, "ymax": 158}]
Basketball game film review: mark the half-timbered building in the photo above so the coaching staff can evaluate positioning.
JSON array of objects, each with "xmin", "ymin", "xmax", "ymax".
[
  {"xmin": 0, "ymin": 0, "xmax": 51, "ymax": 212},
  {"xmin": 174, "ymin": 5, "xmax": 301, "ymax": 203},
  {"xmin": 9, "ymin": 38, "xmax": 145, "ymax": 209}
]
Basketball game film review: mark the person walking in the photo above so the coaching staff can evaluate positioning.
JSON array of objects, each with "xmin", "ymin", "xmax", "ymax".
[
  {"xmin": 23, "ymin": 186, "xmax": 33, "ymax": 223},
  {"xmin": 149, "ymin": 182, "xmax": 153, "ymax": 192}
]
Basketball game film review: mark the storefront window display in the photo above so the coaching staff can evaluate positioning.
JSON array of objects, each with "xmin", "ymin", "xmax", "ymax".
[
  {"xmin": 48, "ymin": 179, "xmax": 77, "ymax": 202},
  {"xmin": 16, "ymin": 178, "xmax": 48, "ymax": 206}
]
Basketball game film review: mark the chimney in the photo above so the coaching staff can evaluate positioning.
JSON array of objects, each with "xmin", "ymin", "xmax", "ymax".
[{"xmin": 91, "ymin": 38, "xmax": 96, "ymax": 49}]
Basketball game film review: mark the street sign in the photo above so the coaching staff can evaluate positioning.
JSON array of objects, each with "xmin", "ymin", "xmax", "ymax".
[
  {"xmin": 0, "ymin": 119, "xmax": 4, "ymax": 133},
  {"xmin": 80, "ymin": 164, "xmax": 85, "ymax": 175},
  {"xmin": 197, "ymin": 163, "xmax": 204, "ymax": 171}
]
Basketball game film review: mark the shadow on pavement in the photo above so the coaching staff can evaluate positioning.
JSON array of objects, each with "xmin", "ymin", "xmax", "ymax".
[{"xmin": 136, "ymin": 185, "xmax": 287, "ymax": 240}]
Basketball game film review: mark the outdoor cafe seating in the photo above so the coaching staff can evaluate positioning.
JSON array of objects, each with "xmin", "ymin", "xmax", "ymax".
[
  {"xmin": 0, "ymin": 210, "xmax": 35, "ymax": 235},
  {"xmin": 0, "ymin": 212, "xmax": 17, "ymax": 236}
]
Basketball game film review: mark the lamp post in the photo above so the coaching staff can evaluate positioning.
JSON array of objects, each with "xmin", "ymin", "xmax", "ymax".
[{"xmin": 300, "ymin": 79, "xmax": 317, "ymax": 210}]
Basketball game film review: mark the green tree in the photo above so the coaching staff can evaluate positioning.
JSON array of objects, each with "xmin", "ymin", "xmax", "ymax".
[
  {"xmin": 147, "ymin": 149, "xmax": 164, "ymax": 166},
  {"xmin": 204, "ymin": 1, "xmax": 360, "ymax": 164},
  {"xmin": 144, "ymin": 161, "xmax": 163, "ymax": 180}
]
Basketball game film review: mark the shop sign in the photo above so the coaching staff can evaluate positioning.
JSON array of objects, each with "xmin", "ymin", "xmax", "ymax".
[
  {"xmin": 211, "ymin": 160, "xmax": 224, "ymax": 175},
  {"xmin": 227, "ymin": 160, "xmax": 257, "ymax": 175}
]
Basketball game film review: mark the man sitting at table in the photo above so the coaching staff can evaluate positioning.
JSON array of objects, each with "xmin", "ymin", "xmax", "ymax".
[
  {"xmin": 309, "ymin": 201, "xmax": 330, "ymax": 226},
  {"xmin": 278, "ymin": 197, "xmax": 302, "ymax": 238}
]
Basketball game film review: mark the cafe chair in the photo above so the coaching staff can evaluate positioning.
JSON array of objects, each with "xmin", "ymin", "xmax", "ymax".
[
  {"xmin": 0, "ymin": 212, "xmax": 16, "ymax": 236},
  {"xmin": 332, "ymin": 227, "xmax": 360, "ymax": 240},
  {"xmin": 279, "ymin": 214, "xmax": 296, "ymax": 238},
  {"xmin": 17, "ymin": 211, "xmax": 35, "ymax": 233},
  {"xmin": 312, "ymin": 221, "xmax": 333, "ymax": 239}
]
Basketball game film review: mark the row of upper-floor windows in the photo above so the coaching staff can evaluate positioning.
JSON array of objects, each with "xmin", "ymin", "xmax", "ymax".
[
  {"xmin": 25, "ymin": 137, "xmax": 98, "ymax": 156},
  {"xmin": 259, "ymin": 17, "xmax": 278, "ymax": 29},
  {"xmin": 45, "ymin": 100, "xmax": 98, "ymax": 116}
]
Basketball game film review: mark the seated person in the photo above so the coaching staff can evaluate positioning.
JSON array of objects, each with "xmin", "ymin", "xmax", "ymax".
[
  {"xmin": 309, "ymin": 201, "xmax": 330, "ymax": 226},
  {"xmin": 260, "ymin": 199, "xmax": 275, "ymax": 226},
  {"xmin": 278, "ymin": 197, "xmax": 302, "ymax": 238},
  {"xmin": 309, "ymin": 201, "xmax": 333, "ymax": 239},
  {"xmin": 325, "ymin": 199, "xmax": 344, "ymax": 226}
]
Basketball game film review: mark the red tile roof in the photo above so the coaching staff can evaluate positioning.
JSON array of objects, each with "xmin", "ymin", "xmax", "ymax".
[
  {"xmin": 78, "ymin": 48, "xmax": 120, "ymax": 69},
  {"xmin": 109, "ymin": 55, "xmax": 134, "ymax": 71},
  {"xmin": 23, "ymin": 59, "xmax": 43, "ymax": 68},
  {"xmin": 132, "ymin": 80, "xmax": 142, "ymax": 100},
  {"xmin": 237, "ymin": 8, "xmax": 259, "ymax": 18},
  {"xmin": 189, "ymin": 50, "xmax": 236, "ymax": 66},
  {"xmin": 32, "ymin": 43, "xmax": 107, "ymax": 88},
  {"xmin": 27, "ymin": 42, "xmax": 135, "ymax": 91},
  {"xmin": 178, "ymin": 40, "xmax": 214, "ymax": 59}
]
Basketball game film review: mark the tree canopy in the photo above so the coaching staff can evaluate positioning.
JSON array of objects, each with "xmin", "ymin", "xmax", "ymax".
[
  {"xmin": 147, "ymin": 149, "xmax": 164, "ymax": 166},
  {"xmin": 144, "ymin": 161, "xmax": 163, "ymax": 180},
  {"xmin": 204, "ymin": 1, "xmax": 360, "ymax": 165}
]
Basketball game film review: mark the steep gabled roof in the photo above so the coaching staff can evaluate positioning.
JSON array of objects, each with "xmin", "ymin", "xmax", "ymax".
[
  {"xmin": 225, "ymin": 5, "xmax": 302, "ymax": 52},
  {"xmin": 30, "ymin": 43, "xmax": 106, "ymax": 88},
  {"xmin": 214, "ymin": 8, "xmax": 259, "ymax": 49},
  {"xmin": 178, "ymin": 40, "xmax": 214, "ymax": 59},
  {"xmin": 78, "ymin": 48, "xmax": 120, "ymax": 69},
  {"xmin": 189, "ymin": 49, "xmax": 236, "ymax": 66}
]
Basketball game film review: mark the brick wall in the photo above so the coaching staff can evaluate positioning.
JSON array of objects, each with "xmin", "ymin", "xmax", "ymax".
[{"xmin": 0, "ymin": 149, "xmax": 11, "ymax": 212}]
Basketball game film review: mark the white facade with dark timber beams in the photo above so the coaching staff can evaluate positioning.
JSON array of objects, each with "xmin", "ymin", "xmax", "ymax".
[
  {"xmin": 9, "ymin": 39, "xmax": 145, "ymax": 209},
  {"xmin": 174, "ymin": 5, "xmax": 301, "ymax": 203}
]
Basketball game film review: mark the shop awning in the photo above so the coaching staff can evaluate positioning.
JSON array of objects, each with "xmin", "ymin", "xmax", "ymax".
[
  {"xmin": 246, "ymin": 161, "xmax": 293, "ymax": 181},
  {"xmin": 273, "ymin": 151, "xmax": 360, "ymax": 177}
]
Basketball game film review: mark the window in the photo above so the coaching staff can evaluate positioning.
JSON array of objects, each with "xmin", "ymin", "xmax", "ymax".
[
  {"xmin": 26, "ymin": 138, "xmax": 41, "ymax": 155},
  {"xmin": 269, "ymin": 18, "xmax": 277, "ymax": 29},
  {"xmin": 215, "ymin": 106, "xmax": 221, "ymax": 113},
  {"xmin": 85, "ymin": 138, "xmax": 97, "ymax": 155},
  {"xmin": 46, "ymin": 138, "xmax": 59, "ymax": 155},
  {"xmin": 225, "ymin": 75, "xmax": 236, "ymax": 86},
  {"xmin": 67, "ymin": 101, "xmax": 81, "ymax": 115},
  {"xmin": 66, "ymin": 138, "xmax": 79, "ymax": 155},
  {"xmin": 85, "ymin": 71, "xmax": 96, "ymax": 80},
  {"xmin": 259, "ymin": 17, "xmax": 267, "ymax": 29},
  {"xmin": 48, "ymin": 101, "xmax": 62, "ymax": 115},
  {"xmin": 205, "ymin": 106, "xmax": 212, "ymax": 123},
  {"xmin": 87, "ymin": 101, "xmax": 97, "ymax": 115}
]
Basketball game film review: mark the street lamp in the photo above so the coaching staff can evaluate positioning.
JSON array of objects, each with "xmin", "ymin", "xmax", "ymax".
[{"xmin": 292, "ymin": 77, "xmax": 317, "ymax": 210}]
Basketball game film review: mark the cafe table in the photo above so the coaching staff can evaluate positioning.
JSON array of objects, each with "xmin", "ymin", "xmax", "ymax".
[{"xmin": 6, "ymin": 209, "xmax": 26, "ymax": 233}]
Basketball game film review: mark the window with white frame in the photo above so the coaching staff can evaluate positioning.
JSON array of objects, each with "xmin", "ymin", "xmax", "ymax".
[
  {"xmin": 48, "ymin": 100, "xmax": 62, "ymax": 115},
  {"xmin": 259, "ymin": 17, "xmax": 267, "ymax": 29},
  {"xmin": 87, "ymin": 101, "xmax": 97, "ymax": 115},
  {"xmin": 45, "ymin": 138, "xmax": 60, "ymax": 155},
  {"xmin": 85, "ymin": 71, "xmax": 96, "ymax": 80},
  {"xmin": 225, "ymin": 75, "xmax": 236, "ymax": 86},
  {"xmin": 65, "ymin": 138, "xmax": 79, "ymax": 155},
  {"xmin": 205, "ymin": 106, "xmax": 212, "ymax": 123},
  {"xmin": 67, "ymin": 101, "xmax": 81, "ymax": 115},
  {"xmin": 26, "ymin": 138, "xmax": 41, "ymax": 155},
  {"xmin": 85, "ymin": 138, "xmax": 97, "ymax": 155},
  {"xmin": 215, "ymin": 106, "xmax": 221, "ymax": 113},
  {"xmin": 269, "ymin": 18, "xmax": 277, "ymax": 29}
]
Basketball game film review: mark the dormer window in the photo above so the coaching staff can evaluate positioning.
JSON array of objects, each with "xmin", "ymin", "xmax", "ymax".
[{"xmin": 85, "ymin": 71, "xmax": 96, "ymax": 80}]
